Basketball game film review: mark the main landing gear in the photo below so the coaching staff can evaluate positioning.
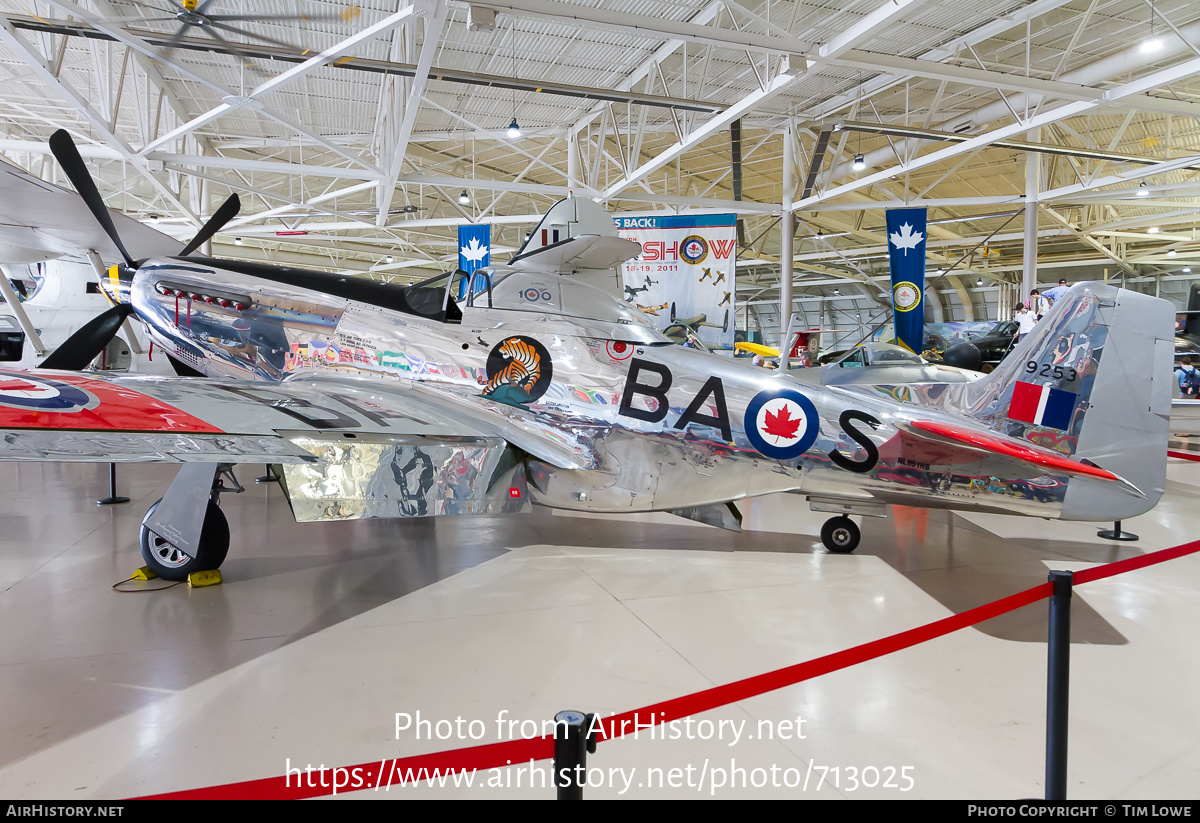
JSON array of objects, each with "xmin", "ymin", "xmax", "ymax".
[
  {"xmin": 820, "ymin": 516, "xmax": 860, "ymax": 553},
  {"xmin": 138, "ymin": 463, "xmax": 243, "ymax": 581}
]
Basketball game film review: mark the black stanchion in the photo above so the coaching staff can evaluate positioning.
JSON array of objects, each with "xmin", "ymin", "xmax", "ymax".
[
  {"xmin": 1097, "ymin": 520, "xmax": 1138, "ymax": 541},
  {"xmin": 553, "ymin": 710, "xmax": 596, "ymax": 800},
  {"xmin": 96, "ymin": 463, "xmax": 130, "ymax": 505},
  {"xmin": 256, "ymin": 464, "xmax": 278, "ymax": 484},
  {"xmin": 1045, "ymin": 570, "xmax": 1072, "ymax": 801}
]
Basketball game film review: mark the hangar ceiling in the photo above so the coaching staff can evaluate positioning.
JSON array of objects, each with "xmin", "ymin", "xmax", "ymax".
[{"xmin": 1, "ymin": 0, "xmax": 1199, "ymax": 332}]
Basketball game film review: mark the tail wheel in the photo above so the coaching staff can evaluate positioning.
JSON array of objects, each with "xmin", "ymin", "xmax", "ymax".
[
  {"xmin": 139, "ymin": 497, "xmax": 230, "ymax": 581},
  {"xmin": 820, "ymin": 516, "xmax": 860, "ymax": 553}
]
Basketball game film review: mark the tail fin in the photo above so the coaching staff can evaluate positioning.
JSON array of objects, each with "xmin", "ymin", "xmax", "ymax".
[
  {"xmin": 962, "ymin": 283, "xmax": 1173, "ymax": 520},
  {"xmin": 1186, "ymin": 282, "xmax": 1200, "ymax": 337},
  {"xmin": 508, "ymin": 196, "xmax": 640, "ymax": 296}
]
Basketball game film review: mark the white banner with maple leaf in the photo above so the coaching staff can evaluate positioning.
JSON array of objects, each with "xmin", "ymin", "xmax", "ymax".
[
  {"xmin": 885, "ymin": 208, "xmax": 927, "ymax": 354},
  {"xmin": 613, "ymin": 214, "xmax": 737, "ymax": 348}
]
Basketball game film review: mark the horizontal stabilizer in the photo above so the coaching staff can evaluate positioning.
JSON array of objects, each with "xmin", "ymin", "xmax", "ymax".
[
  {"xmin": 509, "ymin": 233, "xmax": 641, "ymax": 272},
  {"xmin": 899, "ymin": 419, "xmax": 1140, "ymax": 493}
]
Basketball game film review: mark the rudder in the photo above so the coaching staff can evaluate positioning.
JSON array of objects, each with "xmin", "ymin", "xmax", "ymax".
[{"xmin": 962, "ymin": 283, "xmax": 1173, "ymax": 520}]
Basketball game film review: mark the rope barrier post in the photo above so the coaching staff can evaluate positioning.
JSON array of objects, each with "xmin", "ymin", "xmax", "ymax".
[
  {"xmin": 96, "ymin": 463, "xmax": 130, "ymax": 505},
  {"xmin": 553, "ymin": 710, "xmax": 595, "ymax": 800},
  {"xmin": 1097, "ymin": 520, "xmax": 1138, "ymax": 541},
  {"xmin": 1045, "ymin": 570, "xmax": 1073, "ymax": 801}
]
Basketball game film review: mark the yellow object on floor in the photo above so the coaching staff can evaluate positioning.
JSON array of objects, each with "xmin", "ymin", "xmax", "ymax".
[{"xmin": 187, "ymin": 569, "xmax": 223, "ymax": 588}]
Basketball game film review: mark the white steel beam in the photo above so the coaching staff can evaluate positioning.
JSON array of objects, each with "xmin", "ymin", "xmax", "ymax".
[
  {"xmin": 568, "ymin": 1, "xmax": 722, "ymax": 136},
  {"xmin": 792, "ymin": 54, "xmax": 1200, "ymax": 211},
  {"xmin": 159, "ymin": 154, "xmax": 381, "ymax": 180},
  {"xmin": 376, "ymin": 1, "xmax": 447, "ymax": 227},
  {"xmin": 139, "ymin": 3, "xmax": 424, "ymax": 157},
  {"xmin": 226, "ymin": 181, "xmax": 378, "ymax": 228},
  {"xmin": 598, "ymin": 0, "xmax": 929, "ymax": 200},
  {"xmin": 41, "ymin": 0, "xmax": 382, "ymax": 173},
  {"xmin": 0, "ymin": 19, "xmax": 199, "ymax": 224}
]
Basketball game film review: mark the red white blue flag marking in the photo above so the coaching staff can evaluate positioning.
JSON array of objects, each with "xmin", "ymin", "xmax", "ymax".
[{"xmin": 1007, "ymin": 381, "xmax": 1076, "ymax": 430}]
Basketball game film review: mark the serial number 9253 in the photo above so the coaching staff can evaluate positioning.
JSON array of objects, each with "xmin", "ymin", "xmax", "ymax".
[
  {"xmin": 1025, "ymin": 360, "xmax": 1077, "ymax": 382},
  {"xmin": 811, "ymin": 764, "xmax": 914, "ymax": 791}
]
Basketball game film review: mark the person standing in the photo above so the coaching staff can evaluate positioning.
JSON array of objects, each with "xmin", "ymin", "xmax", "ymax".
[
  {"xmin": 1177, "ymin": 356, "xmax": 1200, "ymax": 397},
  {"xmin": 1015, "ymin": 303, "xmax": 1037, "ymax": 342},
  {"xmin": 1042, "ymin": 278, "xmax": 1070, "ymax": 304},
  {"xmin": 1029, "ymin": 288, "xmax": 1050, "ymax": 320}
]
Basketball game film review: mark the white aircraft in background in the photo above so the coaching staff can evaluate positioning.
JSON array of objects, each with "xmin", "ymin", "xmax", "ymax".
[{"xmin": 0, "ymin": 152, "xmax": 179, "ymax": 374}]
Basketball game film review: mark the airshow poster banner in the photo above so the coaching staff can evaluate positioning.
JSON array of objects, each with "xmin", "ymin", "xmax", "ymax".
[
  {"xmin": 885, "ymin": 207, "xmax": 927, "ymax": 354},
  {"xmin": 614, "ymin": 214, "xmax": 737, "ymax": 347}
]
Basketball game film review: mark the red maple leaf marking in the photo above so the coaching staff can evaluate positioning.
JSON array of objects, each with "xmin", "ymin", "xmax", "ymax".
[
  {"xmin": 762, "ymin": 403, "xmax": 802, "ymax": 442},
  {"xmin": 0, "ymin": 379, "xmax": 39, "ymax": 392}
]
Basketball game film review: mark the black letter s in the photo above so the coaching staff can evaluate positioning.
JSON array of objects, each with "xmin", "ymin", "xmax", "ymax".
[{"xmin": 829, "ymin": 410, "xmax": 881, "ymax": 473}]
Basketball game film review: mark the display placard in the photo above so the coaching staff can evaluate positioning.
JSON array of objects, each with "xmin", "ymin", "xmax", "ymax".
[{"xmin": 614, "ymin": 214, "xmax": 737, "ymax": 347}]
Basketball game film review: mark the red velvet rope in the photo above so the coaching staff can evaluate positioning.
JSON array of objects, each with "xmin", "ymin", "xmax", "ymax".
[{"xmin": 142, "ymin": 538, "xmax": 1200, "ymax": 800}]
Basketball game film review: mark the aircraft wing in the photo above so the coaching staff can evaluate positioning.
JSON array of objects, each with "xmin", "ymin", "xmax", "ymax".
[
  {"xmin": 0, "ymin": 369, "xmax": 596, "ymax": 471},
  {"xmin": 0, "ymin": 157, "xmax": 182, "ymax": 265}
]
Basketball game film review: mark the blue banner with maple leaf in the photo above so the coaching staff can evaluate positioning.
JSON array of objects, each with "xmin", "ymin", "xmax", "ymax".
[
  {"xmin": 885, "ymin": 207, "xmax": 927, "ymax": 354},
  {"xmin": 457, "ymin": 224, "xmax": 491, "ymax": 300}
]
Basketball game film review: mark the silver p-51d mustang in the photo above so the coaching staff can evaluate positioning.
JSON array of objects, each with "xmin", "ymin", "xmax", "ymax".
[{"xmin": 0, "ymin": 131, "xmax": 1175, "ymax": 579}]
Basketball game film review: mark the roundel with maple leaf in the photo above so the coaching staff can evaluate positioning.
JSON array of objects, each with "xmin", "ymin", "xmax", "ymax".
[{"xmin": 744, "ymin": 389, "xmax": 819, "ymax": 460}]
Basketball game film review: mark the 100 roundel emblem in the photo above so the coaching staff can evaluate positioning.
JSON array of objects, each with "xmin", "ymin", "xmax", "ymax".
[
  {"xmin": 744, "ymin": 389, "xmax": 818, "ymax": 460},
  {"xmin": 0, "ymin": 371, "xmax": 97, "ymax": 413}
]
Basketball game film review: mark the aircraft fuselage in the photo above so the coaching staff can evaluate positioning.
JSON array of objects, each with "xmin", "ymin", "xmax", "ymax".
[{"xmin": 124, "ymin": 256, "xmax": 1087, "ymax": 521}]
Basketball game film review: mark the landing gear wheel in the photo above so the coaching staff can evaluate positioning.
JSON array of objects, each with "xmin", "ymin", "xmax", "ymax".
[
  {"xmin": 820, "ymin": 516, "xmax": 860, "ymax": 553},
  {"xmin": 138, "ymin": 497, "xmax": 230, "ymax": 581}
]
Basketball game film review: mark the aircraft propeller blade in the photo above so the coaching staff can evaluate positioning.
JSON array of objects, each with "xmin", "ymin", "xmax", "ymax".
[
  {"xmin": 179, "ymin": 193, "xmax": 241, "ymax": 258},
  {"xmin": 40, "ymin": 304, "xmax": 135, "ymax": 371},
  {"xmin": 47, "ymin": 130, "xmax": 136, "ymax": 269}
]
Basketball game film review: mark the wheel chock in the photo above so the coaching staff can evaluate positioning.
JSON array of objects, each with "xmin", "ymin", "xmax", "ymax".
[
  {"xmin": 131, "ymin": 566, "xmax": 158, "ymax": 581},
  {"xmin": 187, "ymin": 569, "xmax": 223, "ymax": 588}
]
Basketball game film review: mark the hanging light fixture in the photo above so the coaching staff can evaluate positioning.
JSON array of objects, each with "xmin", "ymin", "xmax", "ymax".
[
  {"xmin": 506, "ymin": 39, "xmax": 521, "ymax": 139},
  {"xmin": 1137, "ymin": 181, "xmax": 1150, "ymax": 197},
  {"xmin": 234, "ymin": 237, "xmax": 243, "ymax": 245},
  {"xmin": 384, "ymin": 255, "xmax": 393, "ymax": 264},
  {"xmin": 458, "ymin": 189, "xmax": 470, "ymax": 205},
  {"xmin": 1168, "ymin": 249, "xmax": 1178, "ymax": 257},
  {"xmin": 851, "ymin": 71, "xmax": 866, "ymax": 173},
  {"xmin": 1141, "ymin": 1, "xmax": 1163, "ymax": 52},
  {"xmin": 1148, "ymin": 226, "xmax": 1161, "ymax": 233},
  {"xmin": 976, "ymin": 278, "xmax": 984, "ymax": 286}
]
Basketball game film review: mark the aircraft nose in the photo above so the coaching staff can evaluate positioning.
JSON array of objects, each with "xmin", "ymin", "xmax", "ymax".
[{"xmin": 99, "ymin": 263, "xmax": 134, "ymax": 306}]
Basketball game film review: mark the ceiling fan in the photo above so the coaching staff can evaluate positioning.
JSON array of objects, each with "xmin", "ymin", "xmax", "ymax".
[{"xmin": 129, "ymin": 0, "xmax": 362, "ymax": 69}]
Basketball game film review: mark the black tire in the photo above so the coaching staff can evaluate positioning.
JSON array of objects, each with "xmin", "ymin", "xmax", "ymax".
[
  {"xmin": 139, "ymin": 497, "xmax": 230, "ymax": 581},
  {"xmin": 820, "ymin": 516, "xmax": 860, "ymax": 554}
]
